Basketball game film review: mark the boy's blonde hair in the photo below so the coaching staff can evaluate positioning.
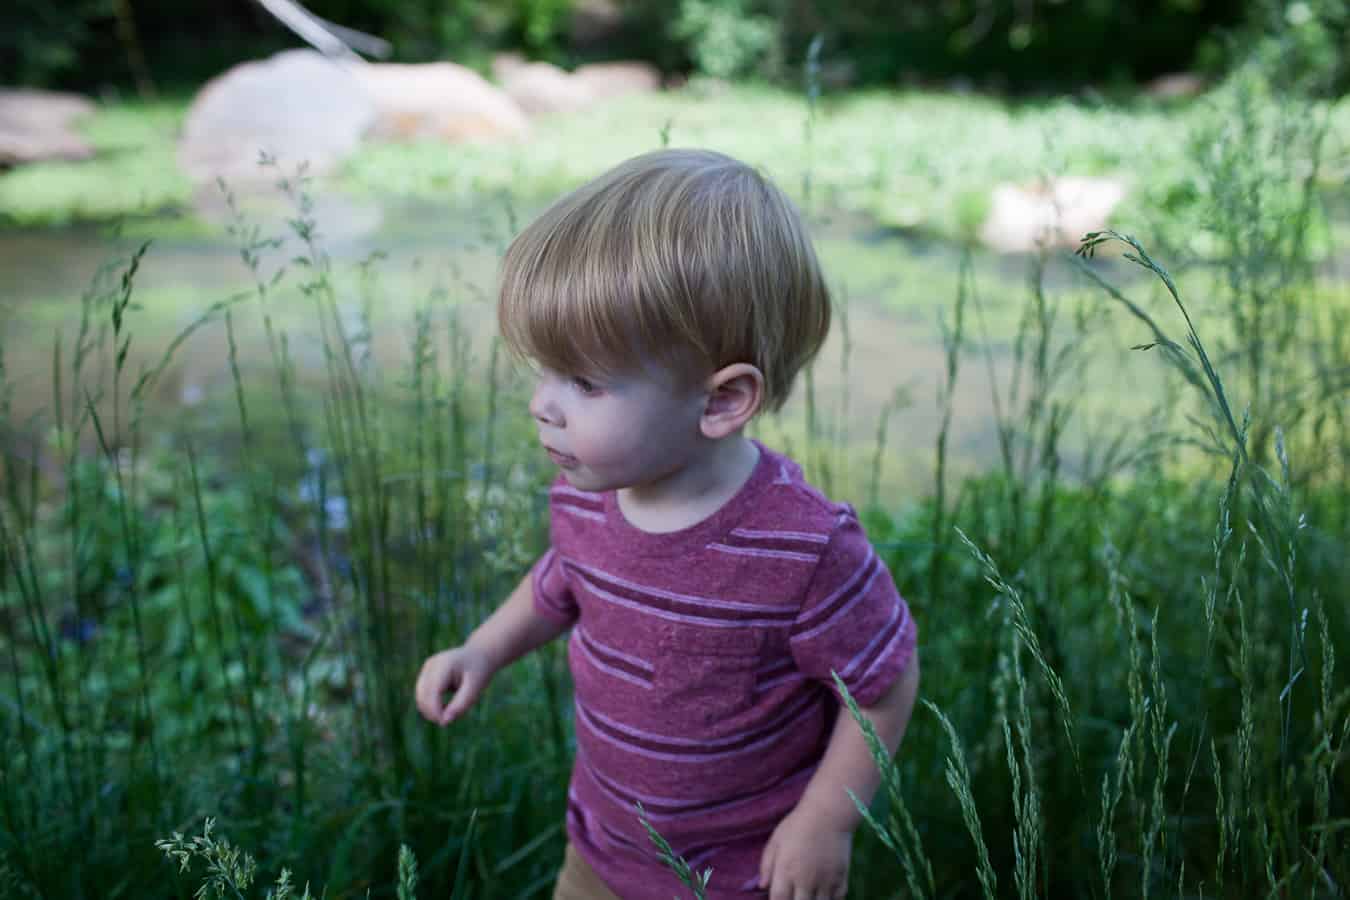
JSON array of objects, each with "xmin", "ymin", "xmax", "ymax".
[{"xmin": 498, "ymin": 148, "xmax": 831, "ymax": 413}]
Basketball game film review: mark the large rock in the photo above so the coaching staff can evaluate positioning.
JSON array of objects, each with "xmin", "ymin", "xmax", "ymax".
[
  {"xmin": 0, "ymin": 88, "xmax": 96, "ymax": 166},
  {"xmin": 180, "ymin": 49, "xmax": 375, "ymax": 184},
  {"xmin": 180, "ymin": 51, "xmax": 531, "ymax": 184},
  {"xmin": 979, "ymin": 175, "xmax": 1127, "ymax": 254},
  {"xmin": 499, "ymin": 61, "xmax": 595, "ymax": 116},
  {"xmin": 353, "ymin": 62, "xmax": 529, "ymax": 140}
]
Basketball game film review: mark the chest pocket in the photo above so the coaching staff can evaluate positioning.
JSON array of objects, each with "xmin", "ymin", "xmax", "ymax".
[{"xmin": 656, "ymin": 625, "xmax": 765, "ymax": 727}]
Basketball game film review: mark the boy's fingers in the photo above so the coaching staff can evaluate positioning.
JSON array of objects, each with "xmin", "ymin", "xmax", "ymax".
[
  {"xmin": 414, "ymin": 670, "xmax": 437, "ymax": 721},
  {"xmin": 415, "ymin": 662, "xmax": 446, "ymax": 720},
  {"xmin": 441, "ymin": 670, "xmax": 483, "ymax": 724},
  {"xmin": 757, "ymin": 836, "xmax": 775, "ymax": 889},
  {"xmin": 416, "ymin": 656, "xmax": 465, "ymax": 724},
  {"xmin": 766, "ymin": 859, "xmax": 791, "ymax": 900}
]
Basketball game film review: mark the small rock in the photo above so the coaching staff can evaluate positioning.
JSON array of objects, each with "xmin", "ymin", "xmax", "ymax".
[
  {"xmin": 1144, "ymin": 72, "xmax": 1205, "ymax": 100},
  {"xmin": 979, "ymin": 175, "xmax": 1127, "ymax": 254},
  {"xmin": 572, "ymin": 61, "xmax": 661, "ymax": 99}
]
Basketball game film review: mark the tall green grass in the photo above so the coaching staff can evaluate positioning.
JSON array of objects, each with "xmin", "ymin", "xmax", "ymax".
[
  {"xmin": 839, "ymin": 225, "xmax": 1348, "ymax": 898},
  {"xmin": 1, "ymin": 158, "xmax": 569, "ymax": 896},
  {"xmin": 1, "ymin": 59, "xmax": 1347, "ymax": 900}
]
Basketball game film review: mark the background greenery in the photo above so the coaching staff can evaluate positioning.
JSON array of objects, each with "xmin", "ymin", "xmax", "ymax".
[{"xmin": 1, "ymin": 5, "xmax": 1348, "ymax": 900}]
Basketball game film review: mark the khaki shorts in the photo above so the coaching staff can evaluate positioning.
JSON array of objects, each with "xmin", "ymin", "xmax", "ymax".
[{"xmin": 552, "ymin": 844, "xmax": 623, "ymax": 900}]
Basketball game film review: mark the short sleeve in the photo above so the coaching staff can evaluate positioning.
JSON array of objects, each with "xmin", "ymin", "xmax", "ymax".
[
  {"xmin": 531, "ymin": 547, "xmax": 577, "ymax": 626},
  {"xmin": 789, "ymin": 512, "xmax": 916, "ymax": 707}
]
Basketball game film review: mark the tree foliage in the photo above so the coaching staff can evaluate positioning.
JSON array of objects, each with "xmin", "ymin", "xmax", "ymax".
[{"xmin": 1, "ymin": 0, "xmax": 1342, "ymax": 94}]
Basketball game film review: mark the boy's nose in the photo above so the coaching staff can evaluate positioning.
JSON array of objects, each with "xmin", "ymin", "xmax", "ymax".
[{"xmin": 530, "ymin": 382, "xmax": 564, "ymax": 427}]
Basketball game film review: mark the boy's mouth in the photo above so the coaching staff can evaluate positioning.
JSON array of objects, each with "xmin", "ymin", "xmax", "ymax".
[{"xmin": 544, "ymin": 446, "xmax": 579, "ymax": 469}]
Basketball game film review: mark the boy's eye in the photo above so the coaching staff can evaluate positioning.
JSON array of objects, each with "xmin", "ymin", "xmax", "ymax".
[{"xmin": 571, "ymin": 376, "xmax": 598, "ymax": 395}]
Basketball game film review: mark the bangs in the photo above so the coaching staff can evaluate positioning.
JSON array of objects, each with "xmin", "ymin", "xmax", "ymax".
[
  {"xmin": 499, "ymin": 225, "xmax": 640, "ymax": 378},
  {"xmin": 497, "ymin": 175, "xmax": 709, "ymax": 381}
]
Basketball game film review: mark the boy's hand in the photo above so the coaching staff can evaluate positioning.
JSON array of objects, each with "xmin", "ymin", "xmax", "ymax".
[
  {"xmin": 415, "ymin": 645, "xmax": 494, "ymax": 726},
  {"xmin": 758, "ymin": 805, "xmax": 851, "ymax": 900}
]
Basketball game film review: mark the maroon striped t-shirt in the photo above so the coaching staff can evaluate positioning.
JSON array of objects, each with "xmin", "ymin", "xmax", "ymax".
[{"xmin": 531, "ymin": 442, "xmax": 917, "ymax": 899}]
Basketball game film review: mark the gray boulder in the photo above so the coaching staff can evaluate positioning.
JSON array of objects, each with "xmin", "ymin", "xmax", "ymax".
[{"xmin": 179, "ymin": 49, "xmax": 375, "ymax": 184}]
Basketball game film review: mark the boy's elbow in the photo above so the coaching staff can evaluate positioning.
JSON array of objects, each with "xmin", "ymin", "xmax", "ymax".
[
  {"xmin": 889, "ymin": 651, "xmax": 919, "ymax": 710},
  {"xmin": 866, "ymin": 652, "xmax": 919, "ymax": 734}
]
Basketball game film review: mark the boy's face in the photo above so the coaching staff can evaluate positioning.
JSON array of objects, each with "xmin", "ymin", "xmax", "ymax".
[{"xmin": 529, "ymin": 360, "xmax": 709, "ymax": 493}]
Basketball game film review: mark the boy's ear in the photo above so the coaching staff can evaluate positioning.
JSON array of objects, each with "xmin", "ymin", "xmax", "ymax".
[{"xmin": 700, "ymin": 363, "xmax": 764, "ymax": 439}]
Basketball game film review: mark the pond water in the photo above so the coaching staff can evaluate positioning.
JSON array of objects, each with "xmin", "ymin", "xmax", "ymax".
[{"xmin": 0, "ymin": 187, "xmax": 1203, "ymax": 496}]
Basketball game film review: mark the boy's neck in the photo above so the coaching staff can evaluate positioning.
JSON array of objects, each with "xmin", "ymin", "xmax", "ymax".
[{"xmin": 616, "ymin": 435, "xmax": 760, "ymax": 534}]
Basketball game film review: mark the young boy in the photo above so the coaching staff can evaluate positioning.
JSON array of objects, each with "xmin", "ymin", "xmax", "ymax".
[{"xmin": 415, "ymin": 149, "xmax": 919, "ymax": 900}]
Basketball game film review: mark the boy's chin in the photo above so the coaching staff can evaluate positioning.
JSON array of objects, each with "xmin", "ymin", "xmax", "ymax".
[
  {"xmin": 564, "ymin": 469, "xmax": 640, "ymax": 496},
  {"xmin": 558, "ymin": 468, "xmax": 607, "ymax": 491}
]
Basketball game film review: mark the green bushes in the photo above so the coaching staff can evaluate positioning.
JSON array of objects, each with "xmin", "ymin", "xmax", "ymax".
[
  {"xmin": 7, "ymin": 0, "xmax": 1335, "ymax": 95},
  {"xmin": 671, "ymin": 0, "xmax": 783, "ymax": 82},
  {"xmin": 654, "ymin": 0, "xmax": 1244, "ymax": 88},
  {"xmin": 2, "ymin": 160, "xmax": 550, "ymax": 893}
]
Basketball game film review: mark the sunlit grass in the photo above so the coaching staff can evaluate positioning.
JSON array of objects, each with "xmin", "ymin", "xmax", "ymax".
[
  {"xmin": 0, "ymin": 98, "xmax": 191, "ymax": 226},
  {"xmin": 6, "ymin": 80, "xmax": 1347, "ymax": 245}
]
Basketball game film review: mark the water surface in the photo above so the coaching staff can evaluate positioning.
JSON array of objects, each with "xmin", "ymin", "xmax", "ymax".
[{"xmin": 1, "ymin": 189, "xmax": 1191, "ymax": 496}]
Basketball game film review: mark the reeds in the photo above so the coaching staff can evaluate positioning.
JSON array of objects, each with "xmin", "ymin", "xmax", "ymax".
[
  {"xmin": 830, "ymin": 218, "xmax": 1347, "ymax": 897},
  {"xmin": 0, "ymin": 157, "xmax": 568, "ymax": 895},
  {"xmin": 640, "ymin": 805, "xmax": 713, "ymax": 900}
]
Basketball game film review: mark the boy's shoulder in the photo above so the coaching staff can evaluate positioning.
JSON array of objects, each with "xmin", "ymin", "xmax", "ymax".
[{"xmin": 743, "ymin": 443, "xmax": 858, "ymax": 538}]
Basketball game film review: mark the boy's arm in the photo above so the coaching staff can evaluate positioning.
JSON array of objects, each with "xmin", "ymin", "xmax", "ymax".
[
  {"xmin": 467, "ymin": 572, "xmax": 571, "ymax": 671},
  {"xmin": 416, "ymin": 572, "xmax": 571, "ymax": 725},
  {"xmin": 758, "ymin": 653, "xmax": 920, "ymax": 898},
  {"xmin": 796, "ymin": 651, "xmax": 920, "ymax": 829}
]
